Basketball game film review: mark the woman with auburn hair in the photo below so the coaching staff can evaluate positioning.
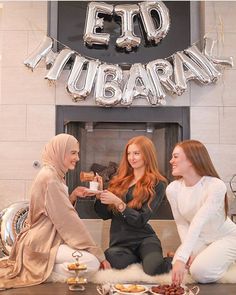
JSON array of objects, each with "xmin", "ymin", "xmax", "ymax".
[
  {"xmin": 94, "ymin": 135, "xmax": 172, "ymax": 275},
  {"xmin": 166, "ymin": 139, "xmax": 236, "ymax": 285}
]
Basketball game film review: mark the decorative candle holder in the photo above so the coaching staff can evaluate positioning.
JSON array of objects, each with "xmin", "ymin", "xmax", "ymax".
[{"xmin": 67, "ymin": 250, "xmax": 87, "ymax": 291}]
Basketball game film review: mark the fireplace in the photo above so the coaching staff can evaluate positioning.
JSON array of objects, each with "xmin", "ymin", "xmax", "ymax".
[{"xmin": 56, "ymin": 105, "xmax": 189, "ymax": 219}]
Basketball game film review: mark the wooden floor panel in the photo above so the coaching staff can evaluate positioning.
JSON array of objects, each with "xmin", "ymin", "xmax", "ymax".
[{"xmin": 0, "ymin": 283, "xmax": 235, "ymax": 295}]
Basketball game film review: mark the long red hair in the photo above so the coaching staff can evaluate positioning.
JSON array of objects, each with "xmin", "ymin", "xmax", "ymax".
[
  {"xmin": 176, "ymin": 140, "xmax": 228, "ymax": 216},
  {"xmin": 108, "ymin": 136, "xmax": 166, "ymax": 210}
]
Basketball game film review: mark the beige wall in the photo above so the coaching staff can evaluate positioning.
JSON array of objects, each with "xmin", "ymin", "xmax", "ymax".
[{"xmin": 0, "ymin": 1, "xmax": 236, "ymax": 210}]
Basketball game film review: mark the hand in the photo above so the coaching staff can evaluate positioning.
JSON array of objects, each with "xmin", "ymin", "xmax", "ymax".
[
  {"xmin": 69, "ymin": 186, "xmax": 95, "ymax": 204},
  {"xmin": 70, "ymin": 186, "xmax": 86, "ymax": 203},
  {"xmin": 172, "ymin": 260, "xmax": 186, "ymax": 285},
  {"xmin": 94, "ymin": 173, "xmax": 103, "ymax": 191},
  {"xmin": 71, "ymin": 186, "xmax": 89, "ymax": 198},
  {"xmin": 99, "ymin": 190, "xmax": 121, "ymax": 206},
  {"xmin": 100, "ymin": 259, "xmax": 111, "ymax": 269}
]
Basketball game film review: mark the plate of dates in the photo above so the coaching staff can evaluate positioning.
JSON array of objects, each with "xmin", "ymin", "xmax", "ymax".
[{"xmin": 150, "ymin": 284, "xmax": 200, "ymax": 295}]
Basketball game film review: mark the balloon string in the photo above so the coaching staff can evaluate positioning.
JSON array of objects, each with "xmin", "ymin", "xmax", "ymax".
[
  {"xmin": 219, "ymin": 15, "xmax": 224, "ymax": 45},
  {"xmin": 52, "ymin": 37, "xmax": 102, "ymax": 63},
  {"xmin": 54, "ymin": 38, "xmax": 71, "ymax": 50},
  {"xmin": 215, "ymin": 13, "xmax": 225, "ymax": 110},
  {"xmin": 216, "ymin": 13, "xmax": 226, "ymax": 111},
  {"xmin": 206, "ymin": 2, "xmax": 226, "ymax": 110},
  {"xmin": 49, "ymin": 35, "xmax": 203, "ymax": 66}
]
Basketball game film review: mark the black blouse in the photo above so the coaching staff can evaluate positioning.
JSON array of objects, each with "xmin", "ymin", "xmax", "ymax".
[{"xmin": 94, "ymin": 181, "xmax": 166, "ymax": 247}]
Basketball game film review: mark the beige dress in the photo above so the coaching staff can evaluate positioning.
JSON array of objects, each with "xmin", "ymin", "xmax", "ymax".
[{"xmin": 0, "ymin": 154, "xmax": 105, "ymax": 289}]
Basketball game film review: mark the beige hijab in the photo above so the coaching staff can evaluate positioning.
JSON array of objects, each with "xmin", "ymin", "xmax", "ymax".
[
  {"xmin": 42, "ymin": 133, "xmax": 79, "ymax": 178},
  {"xmin": 0, "ymin": 133, "xmax": 105, "ymax": 291}
]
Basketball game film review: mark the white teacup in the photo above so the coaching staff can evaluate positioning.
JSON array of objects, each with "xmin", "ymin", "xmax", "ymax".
[{"xmin": 89, "ymin": 181, "xmax": 99, "ymax": 191}]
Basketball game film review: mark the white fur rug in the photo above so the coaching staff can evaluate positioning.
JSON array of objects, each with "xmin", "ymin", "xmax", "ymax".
[{"xmin": 48, "ymin": 262, "xmax": 236, "ymax": 284}]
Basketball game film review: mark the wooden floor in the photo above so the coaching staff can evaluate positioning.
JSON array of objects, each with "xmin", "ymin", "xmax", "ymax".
[{"xmin": 0, "ymin": 282, "xmax": 235, "ymax": 295}]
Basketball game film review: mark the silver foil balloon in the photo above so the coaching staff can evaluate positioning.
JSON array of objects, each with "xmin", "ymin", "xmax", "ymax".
[
  {"xmin": 147, "ymin": 59, "xmax": 178, "ymax": 102},
  {"xmin": 45, "ymin": 48, "xmax": 75, "ymax": 81},
  {"xmin": 173, "ymin": 51, "xmax": 211, "ymax": 94},
  {"xmin": 139, "ymin": 1, "xmax": 170, "ymax": 44},
  {"xmin": 177, "ymin": 51, "xmax": 212, "ymax": 84},
  {"xmin": 45, "ymin": 50, "xmax": 58, "ymax": 68},
  {"xmin": 185, "ymin": 44, "xmax": 221, "ymax": 83},
  {"xmin": 122, "ymin": 63, "xmax": 156, "ymax": 106},
  {"xmin": 115, "ymin": 4, "xmax": 140, "ymax": 51},
  {"xmin": 24, "ymin": 36, "xmax": 53, "ymax": 70},
  {"xmin": 0, "ymin": 201, "xmax": 29, "ymax": 255},
  {"xmin": 172, "ymin": 53, "xmax": 187, "ymax": 94},
  {"xmin": 83, "ymin": 2, "xmax": 113, "ymax": 46},
  {"xmin": 203, "ymin": 37, "xmax": 234, "ymax": 67},
  {"xmin": 67, "ymin": 55, "xmax": 100, "ymax": 101},
  {"xmin": 95, "ymin": 63, "xmax": 123, "ymax": 106}
]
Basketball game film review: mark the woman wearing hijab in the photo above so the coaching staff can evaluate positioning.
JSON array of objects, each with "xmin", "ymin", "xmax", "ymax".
[{"xmin": 0, "ymin": 134, "xmax": 109, "ymax": 290}]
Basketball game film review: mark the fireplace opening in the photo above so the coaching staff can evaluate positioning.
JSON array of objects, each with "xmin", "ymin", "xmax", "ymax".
[{"xmin": 56, "ymin": 106, "xmax": 190, "ymax": 219}]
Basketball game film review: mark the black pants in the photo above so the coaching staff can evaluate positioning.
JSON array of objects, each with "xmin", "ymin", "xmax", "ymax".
[{"xmin": 105, "ymin": 236, "xmax": 172, "ymax": 276}]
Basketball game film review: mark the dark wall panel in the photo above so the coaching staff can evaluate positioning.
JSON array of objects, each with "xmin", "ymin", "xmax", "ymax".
[{"xmin": 56, "ymin": 1, "xmax": 191, "ymax": 67}]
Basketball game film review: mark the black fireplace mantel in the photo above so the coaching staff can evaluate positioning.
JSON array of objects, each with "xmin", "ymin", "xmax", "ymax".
[
  {"xmin": 56, "ymin": 105, "xmax": 190, "ymax": 139},
  {"xmin": 56, "ymin": 105, "xmax": 189, "ymax": 219}
]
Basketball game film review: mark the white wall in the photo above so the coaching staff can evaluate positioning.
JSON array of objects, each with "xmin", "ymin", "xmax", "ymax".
[
  {"xmin": 0, "ymin": 1, "xmax": 236, "ymax": 210},
  {"xmin": 191, "ymin": 1, "xmax": 236, "ymax": 206},
  {"xmin": 0, "ymin": 1, "xmax": 55, "ymax": 209}
]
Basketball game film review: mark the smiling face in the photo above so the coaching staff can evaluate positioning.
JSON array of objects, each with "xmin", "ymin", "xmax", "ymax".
[
  {"xmin": 170, "ymin": 145, "xmax": 193, "ymax": 177},
  {"xmin": 127, "ymin": 143, "xmax": 145, "ymax": 171},
  {"xmin": 64, "ymin": 145, "xmax": 80, "ymax": 170}
]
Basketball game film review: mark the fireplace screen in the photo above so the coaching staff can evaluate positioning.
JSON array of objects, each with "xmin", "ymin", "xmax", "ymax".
[{"xmin": 56, "ymin": 106, "xmax": 189, "ymax": 219}]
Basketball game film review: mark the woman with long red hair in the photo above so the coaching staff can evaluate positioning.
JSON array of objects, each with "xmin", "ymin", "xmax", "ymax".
[
  {"xmin": 94, "ymin": 135, "xmax": 172, "ymax": 275},
  {"xmin": 167, "ymin": 139, "xmax": 236, "ymax": 285}
]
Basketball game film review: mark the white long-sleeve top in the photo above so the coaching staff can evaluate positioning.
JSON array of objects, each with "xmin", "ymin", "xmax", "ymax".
[{"xmin": 166, "ymin": 176, "xmax": 236, "ymax": 264}]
